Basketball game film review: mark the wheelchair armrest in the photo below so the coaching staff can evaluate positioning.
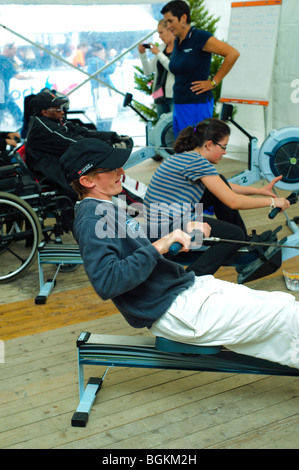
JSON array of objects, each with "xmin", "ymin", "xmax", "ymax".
[{"xmin": 0, "ymin": 163, "xmax": 19, "ymax": 175}]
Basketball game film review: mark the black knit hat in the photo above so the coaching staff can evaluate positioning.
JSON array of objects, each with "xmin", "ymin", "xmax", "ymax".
[{"xmin": 60, "ymin": 138, "xmax": 132, "ymax": 182}]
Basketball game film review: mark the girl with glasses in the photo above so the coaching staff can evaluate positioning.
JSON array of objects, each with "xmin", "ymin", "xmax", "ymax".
[{"xmin": 143, "ymin": 118, "xmax": 290, "ymax": 277}]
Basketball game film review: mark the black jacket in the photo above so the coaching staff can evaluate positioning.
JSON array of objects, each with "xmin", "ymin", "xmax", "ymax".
[{"xmin": 25, "ymin": 116, "xmax": 120, "ymax": 200}]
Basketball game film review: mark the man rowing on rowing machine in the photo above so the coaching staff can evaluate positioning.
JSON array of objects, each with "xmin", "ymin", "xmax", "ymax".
[{"xmin": 61, "ymin": 138, "xmax": 299, "ymax": 370}]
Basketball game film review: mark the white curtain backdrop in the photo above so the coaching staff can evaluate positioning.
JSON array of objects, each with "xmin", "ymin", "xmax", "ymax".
[{"xmin": 0, "ymin": 0, "xmax": 298, "ymax": 159}]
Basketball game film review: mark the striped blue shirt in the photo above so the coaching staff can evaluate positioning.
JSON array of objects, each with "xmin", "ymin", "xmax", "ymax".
[{"xmin": 143, "ymin": 151, "xmax": 218, "ymax": 222}]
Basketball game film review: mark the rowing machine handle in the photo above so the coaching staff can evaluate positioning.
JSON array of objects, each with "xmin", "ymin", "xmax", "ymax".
[
  {"xmin": 268, "ymin": 207, "xmax": 281, "ymax": 219},
  {"xmin": 168, "ymin": 241, "xmax": 183, "ymax": 256},
  {"xmin": 268, "ymin": 192, "xmax": 298, "ymax": 219},
  {"xmin": 168, "ymin": 232, "xmax": 196, "ymax": 256}
]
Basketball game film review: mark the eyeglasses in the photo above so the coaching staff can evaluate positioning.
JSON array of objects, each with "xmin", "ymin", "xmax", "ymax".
[
  {"xmin": 213, "ymin": 141, "xmax": 227, "ymax": 151},
  {"xmin": 47, "ymin": 107, "xmax": 64, "ymax": 112},
  {"xmin": 95, "ymin": 168, "xmax": 119, "ymax": 174}
]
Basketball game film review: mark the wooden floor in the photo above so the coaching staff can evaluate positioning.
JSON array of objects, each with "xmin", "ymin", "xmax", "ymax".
[
  {"xmin": 0, "ymin": 157, "xmax": 299, "ymax": 449},
  {"xmin": 1, "ymin": 314, "xmax": 299, "ymax": 450}
]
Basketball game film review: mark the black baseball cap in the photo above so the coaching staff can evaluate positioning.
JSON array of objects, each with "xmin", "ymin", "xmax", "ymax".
[
  {"xmin": 31, "ymin": 88, "xmax": 69, "ymax": 113},
  {"xmin": 60, "ymin": 138, "xmax": 132, "ymax": 182}
]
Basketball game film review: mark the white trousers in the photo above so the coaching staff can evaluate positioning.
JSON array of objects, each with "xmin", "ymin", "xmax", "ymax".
[{"xmin": 150, "ymin": 276, "xmax": 299, "ymax": 369}]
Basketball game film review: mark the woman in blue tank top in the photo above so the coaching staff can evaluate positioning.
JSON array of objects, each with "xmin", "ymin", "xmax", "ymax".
[{"xmin": 161, "ymin": 1, "xmax": 240, "ymax": 137}]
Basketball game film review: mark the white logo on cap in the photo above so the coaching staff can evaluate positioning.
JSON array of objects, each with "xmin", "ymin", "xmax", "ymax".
[{"xmin": 78, "ymin": 163, "xmax": 93, "ymax": 175}]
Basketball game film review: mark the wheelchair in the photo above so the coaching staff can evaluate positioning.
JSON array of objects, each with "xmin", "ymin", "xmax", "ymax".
[
  {"xmin": 0, "ymin": 145, "xmax": 75, "ymax": 282},
  {"xmin": 0, "ymin": 88, "xmax": 140, "ymax": 285}
]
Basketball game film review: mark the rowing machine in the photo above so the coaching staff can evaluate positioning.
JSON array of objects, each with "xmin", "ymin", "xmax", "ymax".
[
  {"xmin": 222, "ymin": 103, "xmax": 299, "ymax": 237},
  {"xmin": 72, "ymin": 331, "xmax": 299, "ymax": 427},
  {"xmin": 168, "ymin": 226, "xmax": 299, "ymax": 284},
  {"xmin": 122, "ymin": 92, "xmax": 175, "ymax": 170}
]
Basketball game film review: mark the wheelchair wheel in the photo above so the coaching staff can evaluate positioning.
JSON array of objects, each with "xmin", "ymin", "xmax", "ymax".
[{"xmin": 0, "ymin": 192, "xmax": 42, "ymax": 282}]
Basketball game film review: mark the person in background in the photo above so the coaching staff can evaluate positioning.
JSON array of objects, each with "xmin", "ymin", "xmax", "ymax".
[
  {"xmin": 72, "ymin": 43, "xmax": 89, "ymax": 68},
  {"xmin": 143, "ymin": 118, "xmax": 290, "ymax": 277},
  {"xmin": 161, "ymin": 0, "xmax": 240, "ymax": 137},
  {"xmin": 87, "ymin": 43, "xmax": 117, "ymax": 132},
  {"xmin": 138, "ymin": 19, "xmax": 175, "ymax": 118},
  {"xmin": 26, "ymin": 88, "xmax": 131, "ymax": 201},
  {"xmin": 0, "ymin": 43, "xmax": 33, "ymax": 129}
]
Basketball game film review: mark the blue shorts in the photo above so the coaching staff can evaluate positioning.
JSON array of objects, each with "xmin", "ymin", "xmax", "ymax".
[{"xmin": 173, "ymin": 99, "xmax": 214, "ymax": 138}]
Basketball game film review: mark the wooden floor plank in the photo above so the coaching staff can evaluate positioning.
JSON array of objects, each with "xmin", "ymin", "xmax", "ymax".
[
  {"xmin": 0, "ymin": 285, "xmax": 119, "ymax": 341},
  {"xmin": 153, "ymin": 394, "xmax": 299, "ymax": 450},
  {"xmin": 209, "ymin": 414, "xmax": 299, "ymax": 449},
  {"xmin": 55, "ymin": 375, "xmax": 264, "ymax": 449},
  {"xmin": 98, "ymin": 378, "xmax": 298, "ymax": 450}
]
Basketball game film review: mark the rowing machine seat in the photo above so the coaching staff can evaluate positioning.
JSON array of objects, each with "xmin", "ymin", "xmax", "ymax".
[{"xmin": 155, "ymin": 336, "xmax": 221, "ymax": 355}]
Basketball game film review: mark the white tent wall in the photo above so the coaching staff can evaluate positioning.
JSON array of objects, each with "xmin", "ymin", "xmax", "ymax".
[
  {"xmin": 0, "ymin": 3, "xmax": 161, "ymax": 138},
  {"xmin": 205, "ymin": 0, "xmax": 299, "ymax": 163},
  {"xmin": 0, "ymin": 0, "xmax": 164, "ymax": 3},
  {"xmin": 0, "ymin": 0, "xmax": 298, "ymax": 162},
  {"xmin": 273, "ymin": 0, "xmax": 299, "ymax": 129}
]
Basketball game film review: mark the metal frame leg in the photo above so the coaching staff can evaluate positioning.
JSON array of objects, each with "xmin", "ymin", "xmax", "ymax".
[
  {"xmin": 71, "ymin": 360, "xmax": 111, "ymax": 427},
  {"xmin": 35, "ymin": 263, "xmax": 61, "ymax": 304}
]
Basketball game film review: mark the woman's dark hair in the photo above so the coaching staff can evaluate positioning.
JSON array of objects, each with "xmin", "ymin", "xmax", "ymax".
[
  {"xmin": 161, "ymin": 1, "xmax": 191, "ymax": 23},
  {"xmin": 174, "ymin": 118, "xmax": 230, "ymax": 153}
]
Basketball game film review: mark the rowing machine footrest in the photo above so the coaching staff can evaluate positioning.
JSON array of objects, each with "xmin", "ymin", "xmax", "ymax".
[
  {"xmin": 155, "ymin": 337, "xmax": 221, "ymax": 355},
  {"xmin": 237, "ymin": 246, "xmax": 282, "ymax": 284}
]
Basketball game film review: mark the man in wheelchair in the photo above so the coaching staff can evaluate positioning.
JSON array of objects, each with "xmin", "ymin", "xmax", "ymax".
[
  {"xmin": 25, "ymin": 88, "xmax": 132, "ymax": 202},
  {"xmin": 61, "ymin": 138, "xmax": 299, "ymax": 370}
]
